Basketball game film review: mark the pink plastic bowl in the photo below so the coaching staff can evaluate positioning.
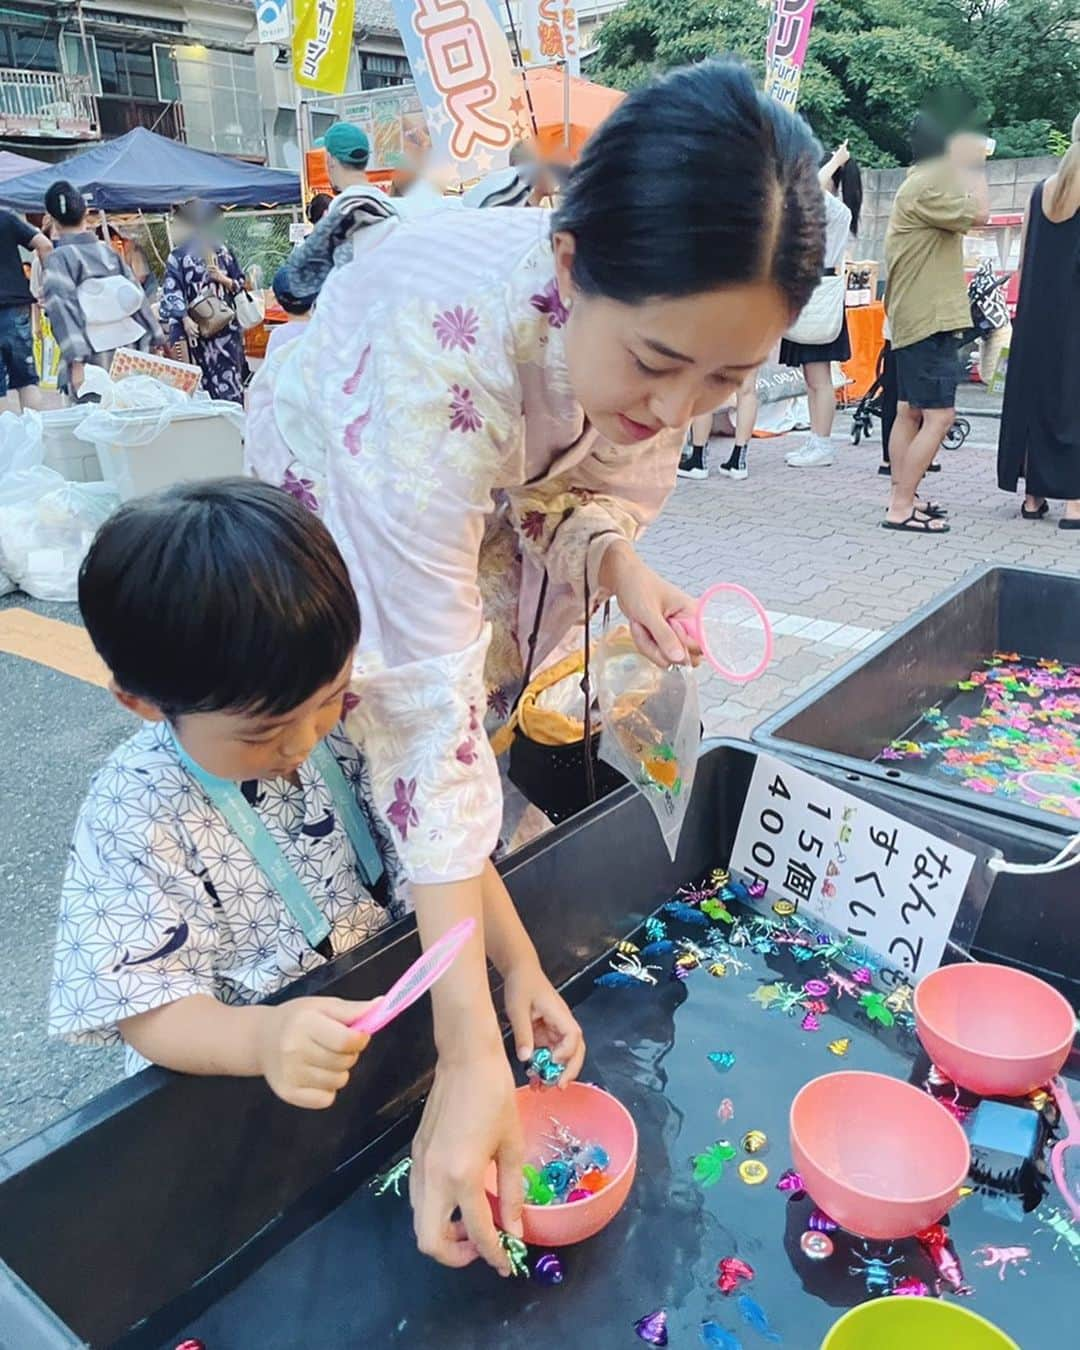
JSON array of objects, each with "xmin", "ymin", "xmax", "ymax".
[
  {"xmin": 484, "ymin": 1082, "xmax": 637, "ymax": 1247},
  {"xmin": 790, "ymin": 1071, "xmax": 970, "ymax": 1239},
  {"xmin": 914, "ymin": 962, "xmax": 1076, "ymax": 1098}
]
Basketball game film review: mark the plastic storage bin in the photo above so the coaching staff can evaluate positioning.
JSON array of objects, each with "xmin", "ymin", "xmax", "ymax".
[
  {"xmin": 83, "ymin": 405, "xmax": 244, "ymax": 501},
  {"xmin": 38, "ymin": 407, "xmax": 103, "ymax": 483}
]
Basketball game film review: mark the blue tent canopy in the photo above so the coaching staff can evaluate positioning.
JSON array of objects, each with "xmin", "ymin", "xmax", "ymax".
[{"xmin": 0, "ymin": 127, "xmax": 300, "ymax": 212}]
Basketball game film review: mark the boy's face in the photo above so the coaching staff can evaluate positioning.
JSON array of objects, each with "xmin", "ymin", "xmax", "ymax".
[{"xmin": 113, "ymin": 657, "xmax": 354, "ymax": 782}]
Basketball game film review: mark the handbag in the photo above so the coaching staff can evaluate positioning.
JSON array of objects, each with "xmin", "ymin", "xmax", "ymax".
[
  {"xmin": 234, "ymin": 287, "xmax": 265, "ymax": 331},
  {"xmin": 187, "ymin": 290, "xmax": 234, "ymax": 339},
  {"xmin": 785, "ymin": 273, "xmax": 845, "ymax": 346},
  {"xmin": 505, "ymin": 531, "xmax": 627, "ymax": 824}
]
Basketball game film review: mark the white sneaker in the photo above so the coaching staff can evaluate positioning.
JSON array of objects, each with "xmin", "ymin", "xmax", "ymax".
[{"xmin": 786, "ymin": 437, "xmax": 835, "ymax": 467}]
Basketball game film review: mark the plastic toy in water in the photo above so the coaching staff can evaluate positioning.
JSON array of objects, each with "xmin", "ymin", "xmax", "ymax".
[
  {"xmin": 634, "ymin": 1308, "xmax": 669, "ymax": 1346},
  {"xmin": 671, "ymin": 582, "xmax": 773, "ymax": 684},
  {"xmin": 1049, "ymin": 1077, "xmax": 1080, "ymax": 1220},
  {"xmin": 716, "ymin": 1256, "xmax": 755, "ymax": 1295},
  {"xmin": 349, "ymin": 917, "xmax": 476, "ymax": 1033},
  {"xmin": 371, "ymin": 1156, "xmax": 411, "ymax": 1197},
  {"xmin": 972, "ymin": 1244, "xmax": 1031, "ymax": 1281},
  {"xmin": 701, "ymin": 1322, "xmax": 743, "ymax": 1348},
  {"xmin": 849, "ymin": 1244, "xmax": 903, "ymax": 1295},
  {"xmin": 527, "ymin": 1047, "xmax": 565, "ymax": 1086}
]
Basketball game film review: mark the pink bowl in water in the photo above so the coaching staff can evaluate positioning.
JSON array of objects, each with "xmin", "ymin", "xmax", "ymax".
[
  {"xmin": 914, "ymin": 962, "xmax": 1075, "ymax": 1098},
  {"xmin": 790, "ymin": 1071, "xmax": 970, "ymax": 1239},
  {"xmin": 484, "ymin": 1082, "xmax": 637, "ymax": 1247}
]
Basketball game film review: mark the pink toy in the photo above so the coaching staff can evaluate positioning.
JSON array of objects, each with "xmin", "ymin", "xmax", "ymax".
[
  {"xmin": 1049, "ymin": 1076, "xmax": 1080, "ymax": 1221},
  {"xmin": 972, "ymin": 1244, "xmax": 1031, "ymax": 1281},
  {"xmin": 671, "ymin": 582, "xmax": 773, "ymax": 684},
  {"xmin": 914, "ymin": 962, "xmax": 1075, "ymax": 1097},
  {"xmin": 1016, "ymin": 770, "xmax": 1080, "ymax": 818},
  {"xmin": 485, "ymin": 1082, "xmax": 637, "ymax": 1247},
  {"xmin": 789, "ymin": 1071, "xmax": 970, "ymax": 1240},
  {"xmin": 349, "ymin": 917, "xmax": 477, "ymax": 1034}
]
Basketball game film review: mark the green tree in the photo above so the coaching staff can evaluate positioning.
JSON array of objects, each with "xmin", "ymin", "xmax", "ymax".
[{"xmin": 589, "ymin": 0, "xmax": 1078, "ymax": 166}]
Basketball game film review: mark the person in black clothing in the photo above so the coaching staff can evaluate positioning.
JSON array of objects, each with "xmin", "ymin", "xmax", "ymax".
[{"xmin": 0, "ymin": 206, "xmax": 52, "ymax": 412}]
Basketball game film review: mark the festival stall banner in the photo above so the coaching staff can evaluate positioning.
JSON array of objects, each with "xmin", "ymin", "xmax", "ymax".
[
  {"xmin": 764, "ymin": 0, "xmax": 818, "ymax": 111},
  {"xmin": 520, "ymin": 0, "xmax": 580, "ymax": 78},
  {"xmin": 293, "ymin": 0, "xmax": 355, "ymax": 93},
  {"xmin": 255, "ymin": 0, "xmax": 292, "ymax": 44},
  {"xmin": 390, "ymin": 0, "xmax": 530, "ymax": 180}
]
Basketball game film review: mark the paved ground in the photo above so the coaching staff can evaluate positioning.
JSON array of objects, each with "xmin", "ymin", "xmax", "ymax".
[{"xmin": 3, "ymin": 385, "xmax": 1077, "ymax": 1153}]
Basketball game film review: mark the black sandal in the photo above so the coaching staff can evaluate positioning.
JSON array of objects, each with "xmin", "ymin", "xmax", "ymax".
[
  {"xmin": 882, "ymin": 510, "xmax": 950, "ymax": 534},
  {"xmin": 1022, "ymin": 499, "xmax": 1049, "ymax": 520},
  {"xmin": 1059, "ymin": 518, "xmax": 1080, "ymax": 531}
]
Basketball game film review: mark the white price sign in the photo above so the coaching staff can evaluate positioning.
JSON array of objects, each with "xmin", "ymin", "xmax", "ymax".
[{"xmin": 731, "ymin": 755, "xmax": 977, "ymax": 981}]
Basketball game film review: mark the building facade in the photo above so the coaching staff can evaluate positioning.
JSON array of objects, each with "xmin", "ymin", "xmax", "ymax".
[{"xmin": 0, "ymin": 0, "xmax": 411, "ymax": 166}]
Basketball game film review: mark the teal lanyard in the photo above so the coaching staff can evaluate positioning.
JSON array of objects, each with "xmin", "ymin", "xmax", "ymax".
[{"xmin": 170, "ymin": 733, "xmax": 384, "ymax": 950}]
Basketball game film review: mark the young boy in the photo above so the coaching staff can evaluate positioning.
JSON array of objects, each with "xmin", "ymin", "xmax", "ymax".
[{"xmin": 49, "ymin": 479, "xmax": 403, "ymax": 1110}]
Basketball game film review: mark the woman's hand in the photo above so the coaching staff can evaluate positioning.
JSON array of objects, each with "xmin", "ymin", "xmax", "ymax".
[
  {"xmin": 182, "ymin": 314, "xmax": 200, "ymax": 344},
  {"xmin": 410, "ymin": 1044, "xmax": 525, "ymax": 1275},
  {"xmin": 601, "ymin": 539, "xmax": 699, "ymax": 667},
  {"xmin": 834, "ymin": 140, "xmax": 851, "ymax": 167},
  {"xmin": 503, "ymin": 956, "xmax": 585, "ymax": 1083}
]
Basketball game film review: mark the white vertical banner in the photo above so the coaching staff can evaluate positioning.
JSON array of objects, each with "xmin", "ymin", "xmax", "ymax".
[
  {"xmin": 255, "ymin": 0, "xmax": 292, "ymax": 43},
  {"xmin": 520, "ymin": 0, "xmax": 580, "ymax": 77}
]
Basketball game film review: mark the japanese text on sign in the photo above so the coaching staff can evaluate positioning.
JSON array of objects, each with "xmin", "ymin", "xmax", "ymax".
[
  {"xmin": 293, "ymin": 0, "xmax": 354, "ymax": 93},
  {"xmin": 521, "ymin": 0, "xmax": 580, "ymax": 77},
  {"xmin": 730, "ymin": 754, "xmax": 976, "ymax": 982},
  {"xmin": 764, "ymin": 0, "xmax": 818, "ymax": 111},
  {"xmin": 392, "ymin": 0, "xmax": 523, "ymax": 176}
]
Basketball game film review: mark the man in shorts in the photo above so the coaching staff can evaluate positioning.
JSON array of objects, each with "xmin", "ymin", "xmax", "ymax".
[
  {"xmin": 0, "ymin": 205, "xmax": 51, "ymax": 412},
  {"xmin": 883, "ymin": 128, "xmax": 989, "ymax": 533}
]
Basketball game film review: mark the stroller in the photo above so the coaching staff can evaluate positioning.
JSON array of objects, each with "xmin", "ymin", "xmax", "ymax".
[{"xmin": 851, "ymin": 341, "xmax": 971, "ymax": 454}]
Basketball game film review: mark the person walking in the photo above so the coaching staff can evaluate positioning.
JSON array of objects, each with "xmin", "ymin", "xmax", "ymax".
[
  {"xmin": 783, "ymin": 143, "xmax": 862, "ymax": 468},
  {"xmin": 882, "ymin": 128, "xmax": 989, "ymax": 533},
  {"xmin": 160, "ymin": 198, "xmax": 248, "ymax": 404},
  {"xmin": 39, "ymin": 180, "xmax": 163, "ymax": 399},
  {"xmin": 0, "ymin": 200, "xmax": 51, "ymax": 412},
  {"xmin": 997, "ymin": 112, "xmax": 1080, "ymax": 528}
]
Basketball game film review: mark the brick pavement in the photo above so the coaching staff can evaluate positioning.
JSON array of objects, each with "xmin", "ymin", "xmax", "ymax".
[{"xmin": 638, "ymin": 401, "xmax": 1080, "ymax": 740}]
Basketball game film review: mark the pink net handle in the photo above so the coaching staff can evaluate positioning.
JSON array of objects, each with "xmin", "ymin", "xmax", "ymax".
[
  {"xmin": 349, "ymin": 916, "xmax": 477, "ymax": 1035},
  {"xmin": 1050, "ymin": 1077, "xmax": 1080, "ymax": 1222},
  {"xmin": 1016, "ymin": 772, "xmax": 1080, "ymax": 819},
  {"xmin": 673, "ymin": 582, "xmax": 774, "ymax": 684}
]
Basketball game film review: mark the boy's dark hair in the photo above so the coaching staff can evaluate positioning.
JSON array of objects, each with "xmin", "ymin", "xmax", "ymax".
[
  {"xmin": 307, "ymin": 192, "xmax": 333, "ymax": 225},
  {"xmin": 79, "ymin": 479, "xmax": 359, "ymax": 719},
  {"xmin": 44, "ymin": 179, "xmax": 86, "ymax": 228}
]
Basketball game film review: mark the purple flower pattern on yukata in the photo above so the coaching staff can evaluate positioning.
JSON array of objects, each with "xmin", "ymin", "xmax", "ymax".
[
  {"xmin": 344, "ymin": 409, "xmax": 371, "ymax": 457},
  {"xmin": 387, "ymin": 778, "xmax": 419, "ymax": 841},
  {"xmin": 342, "ymin": 345, "xmax": 370, "ymax": 396},
  {"xmin": 530, "ymin": 279, "xmax": 568, "ymax": 329},
  {"xmin": 342, "ymin": 691, "xmax": 360, "ymax": 715},
  {"xmin": 455, "ymin": 739, "xmax": 478, "ymax": 765},
  {"xmin": 449, "ymin": 384, "xmax": 482, "ymax": 433},
  {"xmin": 432, "ymin": 305, "xmax": 479, "ymax": 353},
  {"xmin": 520, "ymin": 509, "xmax": 545, "ymax": 541},
  {"xmin": 281, "ymin": 467, "xmax": 319, "ymax": 514},
  {"xmin": 487, "ymin": 686, "xmax": 510, "ymax": 719}
]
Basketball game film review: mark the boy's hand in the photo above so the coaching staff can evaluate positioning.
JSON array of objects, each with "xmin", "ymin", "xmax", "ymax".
[
  {"xmin": 503, "ymin": 958, "xmax": 585, "ymax": 1085},
  {"xmin": 256, "ymin": 997, "xmax": 373, "ymax": 1109}
]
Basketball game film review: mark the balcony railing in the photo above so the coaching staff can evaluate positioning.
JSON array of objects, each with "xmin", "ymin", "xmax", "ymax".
[{"xmin": 0, "ymin": 69, "xmax": 99, "ymax": 140}]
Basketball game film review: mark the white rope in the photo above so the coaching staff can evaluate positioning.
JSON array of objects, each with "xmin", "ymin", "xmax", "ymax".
[{"xmin": 988, "ymin": 832, "xmax": 1080, "ymax": 876}]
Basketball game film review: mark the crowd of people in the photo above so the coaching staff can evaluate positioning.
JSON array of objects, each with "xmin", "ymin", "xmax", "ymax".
[{"xmin": 0, "ymin": 53, "xmax": 1072, "ymax": 1278}]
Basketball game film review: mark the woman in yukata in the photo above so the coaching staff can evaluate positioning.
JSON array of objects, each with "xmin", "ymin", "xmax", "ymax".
[
  {"xmin": 160, "ymin": 198, "xmax": 248, "ymax": 403},
  {"xmin": 248, "ymin": 59, "xmax": 825, "ymax": 1276}
]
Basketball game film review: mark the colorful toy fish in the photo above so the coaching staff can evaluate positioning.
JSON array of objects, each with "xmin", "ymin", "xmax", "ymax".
[
  {"xmin": 664, "ymin": 901, "xmax": 709, "ymax": 926},
  {"xmin": 693, "ymin": 1140, "xmax": 738, "ymax": 1186},
  {"xmin": 701, "ymin": 1322, "xmax": 743, "ymax": 1348},
  {"xmin": 737, "ymin": 1294, "xmax": 782, "ymax": 1342},
  {"xmin": 634, "ymin": 1309, "xmax": 669, "ymax": 1346},
  {"xmin": 708, "ymin": 1051, "xmax": 737, "ymax": 1073}
]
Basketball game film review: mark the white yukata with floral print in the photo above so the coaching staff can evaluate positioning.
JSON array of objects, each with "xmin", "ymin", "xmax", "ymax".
[
  {"xmin": 247, "ymin": 208, "xmax": 682, "ymax": 885},
  {"xmin": 50, "ymin": 722, "xmax": 403, "ymax": 1074}
]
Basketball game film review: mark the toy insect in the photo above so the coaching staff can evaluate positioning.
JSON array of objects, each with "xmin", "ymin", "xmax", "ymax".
[
  {"xmin": 1035, "ymin": 1205, "xmax": 1080, "ymax": 1260},
  {"xmin": 848, "ymin": 1245, "xmax": 902, "ymax": 1296},
  {"xmin": 774, "ymin": 983, "xmax": 809, "ymax": 1015},
  {"xmin": 679, "ymin": 881, "xmax": 719, "ymax": 904},
  {"xmin": 616, "ymin": 940, "xmax": 641, "ymax": 956},
  {"xmin": 499, "ymin": 1230, "xmax": 530, "ymax": 1278},
  {"xmin": 645, "ymin": 917, "xmax": 667, "ymax": 942},
  {"xmin": 825, "ymin": 969, "xmax": 859, "ymax": 999},
  {"xmin": 371, "ymin": 1156, "xmax": 412, "ymax": 1197},
  {"xmin": 611, "ymin": 951, "xmax": 661, "ymax": 985},
  {"xmin": 883, "ymin": 983, "xmax": 914, "ymax": 1015},
  {"xmin": 972, "ymin": 1244, "xmax": 1031, "ymax": 1281}
]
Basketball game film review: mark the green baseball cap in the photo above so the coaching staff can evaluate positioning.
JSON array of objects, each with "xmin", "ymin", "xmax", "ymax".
[{"xmin": 315, "ymin": 122, "xmax": 371, "ymax": 166}]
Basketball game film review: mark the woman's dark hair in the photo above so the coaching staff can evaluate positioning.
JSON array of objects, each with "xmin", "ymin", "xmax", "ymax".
[
  {"xmin": 832, "ymin": 159, "xmax": 862, "ymax": 237},
  {"xmin": 79, "ymin": 479, "xmax": 359, "ymax": 718},
  {"xmin": 307, "ymin": 192, "xmax": 333, "ymax": 225},
  {"xmin": 553, "ymin": 59, "xmax": 825, "ymax": 315},
  {"xmin": 43, "ymin": 179, "xmax": 86, "ymax": 228}
]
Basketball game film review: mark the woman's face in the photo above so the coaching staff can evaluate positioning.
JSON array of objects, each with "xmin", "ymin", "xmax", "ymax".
[{"xmin": 553, "ymin": 231, "xmax": 791, "ymax": 447}]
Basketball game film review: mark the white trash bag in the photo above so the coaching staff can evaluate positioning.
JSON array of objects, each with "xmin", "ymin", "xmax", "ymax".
[
  {"xmin": 0, "ymin": 407, "xmax": 119, "ymax": 601},
  {"xmin": 595, "ymin": 625, "xmax": 702, "ymax": 860}
]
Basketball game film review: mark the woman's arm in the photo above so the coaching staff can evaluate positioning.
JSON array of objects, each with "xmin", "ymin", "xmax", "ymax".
[{"xmin": 819, "ymin": 141, "xmax": 850, "ymax": 191}]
